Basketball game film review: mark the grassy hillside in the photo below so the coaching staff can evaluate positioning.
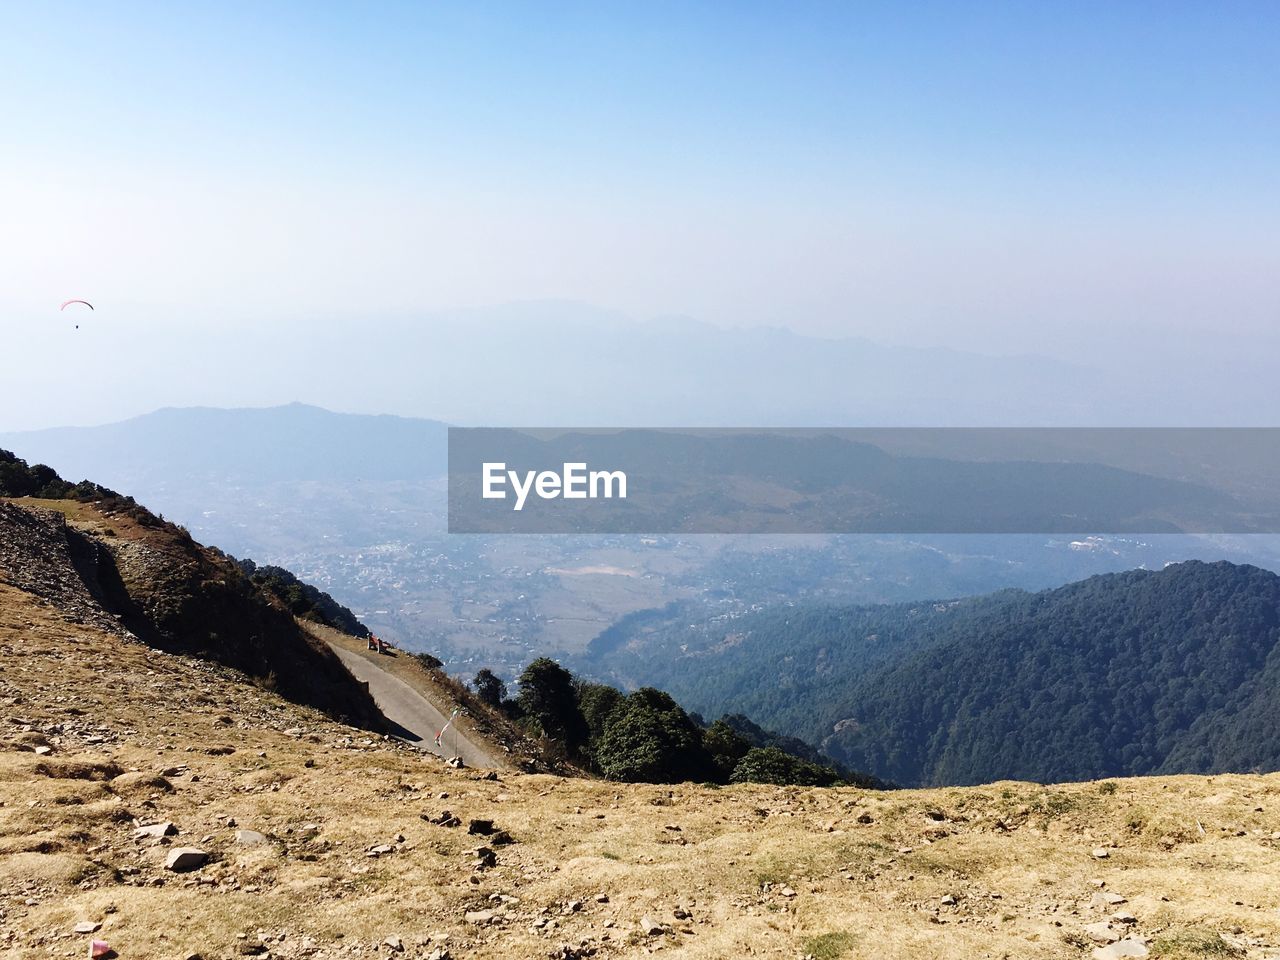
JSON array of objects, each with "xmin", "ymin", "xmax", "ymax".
[{"xmin": 4, "ymin": 579, "xmax": 1279, "ymax": 960}]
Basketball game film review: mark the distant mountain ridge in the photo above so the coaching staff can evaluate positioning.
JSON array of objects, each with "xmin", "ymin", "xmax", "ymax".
[
  {"xmin": 582, "ymin": 560, "xmax": 1280, "ymax": 786},
  {"xmin": 10, "ymin": 301, "xmax": 1240, "ymax": 432},
  {"xmin": 0, "ymin": 403, "xmax": 449, "ymax": 489}
]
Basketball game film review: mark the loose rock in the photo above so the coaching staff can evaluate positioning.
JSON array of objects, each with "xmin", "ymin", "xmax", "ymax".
[
  {"xmin": 1093, "ymin": 939, "xmax": 1149, "ymax": 959},
  {"xmin": 1083, "ymin": 922, "xmax": 1118, "ymax": 944},
  {"xmin": 134, "ymin": 822, "xmax": 177, "ymax": 840},
  {"xmin": 639, "ymin": 916, "xmax": 665, "ymax": 936},
  {"xmin": 164, "ymin": 848, "xmax": 209, "ymax": 872}
]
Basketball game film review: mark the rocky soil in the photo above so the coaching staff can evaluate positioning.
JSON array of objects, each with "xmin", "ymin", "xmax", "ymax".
[
  {"xmin": 3, "ymin": 498, "xmax": 1280, "ymax": 959},
  {"xmin": 0, "ymin": 498, "xmax": 385, "ymax": 730},
  {"xmin": 3, "ymin": 575, "xmax": 1280, "ymax": 960}
]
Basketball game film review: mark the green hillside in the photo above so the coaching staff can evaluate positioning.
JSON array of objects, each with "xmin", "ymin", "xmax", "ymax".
[{"xmin": 585, "ymin": 560, "xmax": 1280, "ymax": 786}]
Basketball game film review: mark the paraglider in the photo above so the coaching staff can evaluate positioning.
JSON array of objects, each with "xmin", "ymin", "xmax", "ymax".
[{"xmin": 59, "ymin": 299, "xmax": 93, "ymax": 329}]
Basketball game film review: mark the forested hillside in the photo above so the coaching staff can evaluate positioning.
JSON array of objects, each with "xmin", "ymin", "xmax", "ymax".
[
  {"xmin": 478, "ymin": 658, "xmax": 879, "ymax": 788},
  {"xmin": 584, "ymin": 561, "xmax": 1280, "ymax": 786}
]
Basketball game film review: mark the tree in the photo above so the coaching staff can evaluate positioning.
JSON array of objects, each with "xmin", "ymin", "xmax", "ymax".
[
  {"xmin": 473, "ymin": 668, "xmax": 507, "ymax": 709},
  {"xmin": 703, "ymin": 718, "xmax": 752, "ymax": 780},
  {"xmin": 0, "ymin": 449, "xmax": 119, "ymax": 503},
  {"xmin": 594, "ymin": 687, "xmax": 712, "ymax": 783},
  {"xmin": 577, "ymin": 681, "xmax": 625, "ymax": 740},
  {"xmin": 517, "ymin": 657, "xmax": 589, "ymax": 754}
]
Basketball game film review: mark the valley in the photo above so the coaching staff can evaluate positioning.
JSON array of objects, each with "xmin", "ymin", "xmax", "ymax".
[{"xmin": 8, "ymin": 406, "xmax": 1280, "ymax": 686}]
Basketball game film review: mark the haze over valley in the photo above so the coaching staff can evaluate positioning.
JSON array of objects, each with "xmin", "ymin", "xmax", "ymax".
[{"xmin": 7, "ymin": 403, "xmax": 1280, "ymax": 687}]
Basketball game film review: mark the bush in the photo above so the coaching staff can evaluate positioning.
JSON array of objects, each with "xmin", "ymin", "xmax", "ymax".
[
  {"xmin": 413, "ymin": 651, "xmax": 443, "ymax": 671},
  {"xmin": 731, "ymin": 746, "xmax": 841, "ymax": 787},
  {"xmin": 594, "ymin": 688, "xmax": 711, "ymax": 783}
]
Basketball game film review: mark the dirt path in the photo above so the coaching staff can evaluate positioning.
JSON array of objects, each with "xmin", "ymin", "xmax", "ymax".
[{"xmin": 328, "ymin": 644, "xmax": 502, "ymax": 769}]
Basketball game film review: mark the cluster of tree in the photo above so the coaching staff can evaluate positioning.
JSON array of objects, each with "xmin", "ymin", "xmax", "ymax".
[
  {"xmin": 585, "ymin": 560, "xmax": 1280, "ymax": 787},
  {"xmin": 1, "ymin": 449, "xmax": 121, "ymax": 502},
  {"xmin": 472, "ymin": 657, "xmax": 878, "ymax": 787},
  {"xmin": 235, "ymin": 558, "xmax": 368, "ymax": 637},
  {"xmin": 0, "ymin": 449, "xmax": 166, "ymax": 527}
]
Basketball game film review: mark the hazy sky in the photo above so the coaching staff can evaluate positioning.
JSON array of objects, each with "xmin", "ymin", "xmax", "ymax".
[{"xmin": 2, "ymin": 3, "xmax": 1278, "ymax": 429}]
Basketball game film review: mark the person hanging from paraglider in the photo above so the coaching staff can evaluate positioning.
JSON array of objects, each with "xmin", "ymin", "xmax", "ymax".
[{"xmin": 60, "ymin": 299, "xmax": 93, "ymax": 329}]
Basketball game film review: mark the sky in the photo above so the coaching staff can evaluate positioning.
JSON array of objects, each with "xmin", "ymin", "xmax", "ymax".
[{"xmin": 1, "ymin": 2, "xmax": 1278, "ymax": 429}]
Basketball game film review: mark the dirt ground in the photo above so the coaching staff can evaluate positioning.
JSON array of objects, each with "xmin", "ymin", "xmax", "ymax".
[{"xmin": 3, "ymin": 581, "xmax": 1280, "ymax": 960}]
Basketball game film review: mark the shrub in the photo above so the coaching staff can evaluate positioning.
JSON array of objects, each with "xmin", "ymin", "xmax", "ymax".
[
  {"xmin": 412, "ymin": 652, "xmax": 443, "ymax": 671},
  {"xmin": 802, "ymin": 932, "xmax": 858, "ymax": 960},
  {"xmin": 731, "ymin": 746, "xmax": 841, "ymax": 787}
]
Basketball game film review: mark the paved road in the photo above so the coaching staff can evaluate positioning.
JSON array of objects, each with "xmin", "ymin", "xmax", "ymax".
[{"xmin": 329, "ymin": 644, "xmax": 501, "ymax": 769}]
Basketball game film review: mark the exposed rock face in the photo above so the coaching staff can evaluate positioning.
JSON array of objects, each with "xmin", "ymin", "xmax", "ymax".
[{"xmin": 0, "ymin": 503, "xmax": 128, "ymax": 635}]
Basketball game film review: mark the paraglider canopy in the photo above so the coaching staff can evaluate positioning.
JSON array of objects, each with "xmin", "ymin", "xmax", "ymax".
[{"xmin": 60, "ymin": 299, "xmax": 94, "ymax": 311}]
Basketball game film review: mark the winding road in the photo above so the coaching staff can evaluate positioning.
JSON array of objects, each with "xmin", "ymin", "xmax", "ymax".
[{"xmin": 329, "ymin": 644, "xmax": 501, "ymax": 769}]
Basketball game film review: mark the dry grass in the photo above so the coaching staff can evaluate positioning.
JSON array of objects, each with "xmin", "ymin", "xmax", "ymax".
[
  {"xmin": 2, "ymin": 582, "xmax": 1280, "ymax": 959},
  {"xmin": 1, "ymin": 496, "xmax": 148, "ymax": 541}
]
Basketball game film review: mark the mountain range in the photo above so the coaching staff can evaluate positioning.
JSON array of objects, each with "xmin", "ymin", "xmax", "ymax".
[
  {"xmin": 15, "ymin": 304, "xmax": 1280, "ymax": 433},
  {"xmin": 7, "ymin": 403, "xmax": 1280, "ymax": 683},
  {"xmin": 0, "ymin": 403, "xmax": 448, "ymax": 489}
]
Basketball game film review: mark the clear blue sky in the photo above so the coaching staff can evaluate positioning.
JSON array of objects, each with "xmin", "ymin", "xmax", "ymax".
[{"xmin": 1, "ymin": 2, "xmax": 1278, "ymax": 425}]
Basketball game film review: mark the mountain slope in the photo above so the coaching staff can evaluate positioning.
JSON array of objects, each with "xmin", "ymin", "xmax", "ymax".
[
  {"xmin": 0, "ymin": 494, "xmax": 386, "ymax": 731},
  {"xmin": 585, "ymin": 561, "xmax": 1280, "ymax": 787},
  {"xmin": 828, "ymin": 561, "xmax": 1280, "ymax": 786},
  {"xmin": 4, "ymin": 575, "xmax": 1280, "ymax": 960}
]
